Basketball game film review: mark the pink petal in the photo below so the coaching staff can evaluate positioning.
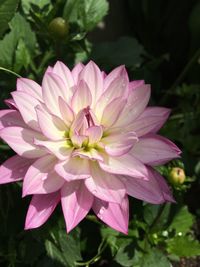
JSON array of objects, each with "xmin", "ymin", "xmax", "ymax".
[
  {"xmin": 71, "ymin": 62, "xmax": 84, "ymax": 84},
  {"xmin": 25, "ymin": 191, "xmax": 60, "ymax": 229},
  {"xmin": 93, "ymin": 195, "xmax": 129, "ymax": 234},
  {"xmin": 129, "ymin": 80, "xmax": 144, "ymax": 90},
  {"xmin": 55, "ymin": 157, "xmax": 90, "ymax": 181},
  {"xmin": 99, "ymin": 154, "xmax": 148, "ymax": 178},
  {"xmin": 4, "ymin": 99, "xmax": 18, "ymax": 109},
  {"xmin": 0, "ymin": 127, "xmax": 47, "ymax": 158},
  {"xmin": 42, "ymin": 72, "xmax": 69, "ymax": 117},
  {"xmin": 102, "ymin": 131, "xmax": 138, "ymax": 156},
  {"xmin": 61, "ymin": 181, "xmax": 93, "ymax": 232},
  {"xmin": 131, "ymin": 134, "xmax": 181, "ymax": 166},
  {"xmin": 72, "ymin": 148, "xmax": 104, "ymax": 162},
  {"xmin": 85, "ymin": 126, "xmax": 103, "ymax": 144},
  {"xmin": 101, "ymin": 97, "xmax": 126, "ymax": 128},
  {"xmin": 52, "ymin": 61, "xmax": 74, "ymax": 101},
  {"xmin": 34, "ymin": 139, "xmax": 73, "ymax": 160},
  {"xmin": 95, "ymin": 73, "xmax": 128, "ymax": 121},
  {"xmin": 0, "ymin": 110, "xmax": 26, "ymax": 130},
  {"xmin": 129, "ymin": 107, "xmax": 170, "ymax": 136},
  {"xmin": 79, "ymin": 61, "xmax": 103, "ymax": 106},
  {"xmin": 104, "ymin": 65, "xmax": 128, "ymax": 90},
  {"xmin": 71, "ymin": 80, "xmax": 92, "ymax": 113},
  {"xmin": 115, "ymin": 84, "xmax": 151, "ymax": 127},
  {"xmin": 0, "ymin": 155, "xmax": 33, "ymax": 184},
  {"xmin": 17, "ymin": 78, "xmax": 43, "ymax": 101},
  {"xmin": 58, "ymin": 97, "xmax": 74, "ymax": 127},
  {"xmin": 122, "ymin": 167, "xmax": 175, "ymax": 204},
  {"xmin": 85, "ymin": 163, "xmax": 126, "ymax": 203},
  {"xmin": 35, "ymin": 105, "xmax": 67, "ymax": 140},
  {"xmin": 23, "ymin": 155, "xmax": 65, "ymax": 196},
  {"xmin": 11, "ymin": 91, "xmax": 41, "ymax": 131}
]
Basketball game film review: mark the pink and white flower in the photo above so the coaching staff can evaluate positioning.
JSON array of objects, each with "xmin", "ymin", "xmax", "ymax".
[{"xmin": 0, "ymin": 61, "xmax": 181, "ymax": 234}]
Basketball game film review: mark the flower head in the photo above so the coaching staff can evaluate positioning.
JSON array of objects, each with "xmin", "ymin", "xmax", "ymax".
[{"xmin": 0, "ymin": 61, "xmax": 181, "ymax": 234}]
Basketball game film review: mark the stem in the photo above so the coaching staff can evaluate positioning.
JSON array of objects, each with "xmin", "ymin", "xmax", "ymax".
[
  {"xmin": 0, "ymin": 67, "xmax": 21, "ymax": 78},
  {"xmin": 149, "ymin": 204, "xmax": 166, "ymax": 232},
  {"xmin": 161, "ymin": 47, "xmax": 200, "ymax": 104}
]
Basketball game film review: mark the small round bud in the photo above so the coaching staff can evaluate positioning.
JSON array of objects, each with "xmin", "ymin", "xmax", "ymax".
[
  {"xmin": 169, "ymin": 167, "xmax": 186, "ymax": 186},
  {"xmin": 48, "ymin": 17, "xmax": 69, "ymax": 39}
]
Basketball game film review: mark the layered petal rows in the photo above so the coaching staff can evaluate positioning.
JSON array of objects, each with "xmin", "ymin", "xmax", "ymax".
[{"xmin": 0, "ymin": 61, "xmax": 181, "ymax": 234}]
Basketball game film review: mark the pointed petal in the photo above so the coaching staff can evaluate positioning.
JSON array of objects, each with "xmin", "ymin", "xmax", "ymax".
[
  {"xmin": 131, "ymin": 134, "xmax": 181, "ymax": 166},
  {"xmin": 129, "ymin": 80, "xmax": 144, "ymax": 90},
  {"xmin": 129, "ymin": 107, "xmax": 171, "ymax": 136},
  {"xmin": 104, "ymin": 65, "xmax": 128, "ymax": 91},
  {"xmin": 55, "ymin": 157, "xmax": 90, "ymax": 181},
  {"xmin": 52, "ymin": 61, "xmax": 74, "ymax": 101},
  {"xmin": 17, "ymin": 78, "xmax": 43, "ymax": 100},
  {"xmin": 101, "ymin": 98, "xmax": 126, "ymax": 128},
  {"xmin": 42, "ymin": 72, "xmax": 69, "ymax": 117},
  {"xmin": 71, "ymin": 62, "xmax": 84, "ymax": 84},
  {"xmin": 23, "ymin": 155, "xmax": 65, "ymax": 196},
  {"xmin": 93, "ymin": 195, "xmax": 129, "ymax": 234},
  {"xmin": 35, "ymin": 105, "xmax": 67, "ymax": 140},
  {"xmin": 34, "ymin": 139, "xmax": 73, "ymax": 160},
  {"xmin": 102, "ymin": 132, "xmax": 138, "ymax": 156},
  {"xmin": 0, "ymin": 110, "xmax": 26, "ymax": 130},
  {"xmin": 99, "ymin": 154, "xmax": 148, "ymax": 178},
  {"xmin": 61, "ymin": 181, "xmax": 93, "ymax": 232},
  {"xmin": 0, "ymin": 155, "xmax": 33, "ymax": 184},
  {"xmin": 79, "ymin": 61, "xmax": 103, "ymax": 105},
  {"xmin": 25, "ymin": 192, "xmax": 60, "ymax": 229},
  {"xmin": 85, "ymin": 163, "xmax": 126, "ymax": 203},
  {"xmin": 11, "ymin": 91, "xmax": 40, "ymax": 131},
  {"xmin": 71, "ymin": 80, "xmax": 92, "ymax": 113},
  {"xmin": 0, "ymin": 127, "xmax": 46, "ymax": 158},
  {"xmin": 95, "ymin": 73, "xmax": 128, "ymax": 121},
  {"xmin": 115, "ymin": 85, "xmax": 151, "ymax": 127},
  {"xmin": 58, "ymin": 97, "xmax": 74, "ymax": 127},
  {"xmin": 86, "ymin": 126, "xmax": 103, "ymax": 144},
  {"xmin": 123, "ymin": 167, "xmax": 175, "ymax": 204},
  {"xmin": 4, "ymin": 99, "xmax": 18, "ymax": 109}
]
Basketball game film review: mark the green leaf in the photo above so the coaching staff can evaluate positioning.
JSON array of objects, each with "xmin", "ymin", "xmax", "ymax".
[
  {"xmin": 0, "ymin": 13, "xmax": 37, "ymax": 68},
  {"xmin": 63, "ymin": 0, "xmax": 109, "ymax": 31},
  {"xmin": 140, "ymin": 248, "xmax": 171, "ymax": 267},
  {"xmin": 114, "ymin": 239, "xmax": 136, "ymax": 267},
  {"xmin": 21, "ymin": 0, "xmax": 51, "ymax": 14},
  {"xmin": 91, "ymin": 37, "xmax": 144, "ymax": 68},
  {"xmin": 167, "ymin": 236, "xmax": 200, "ymax": 257},
  {"xmin": 45, "ymin": 227, "xmax": 82, "ymax": 267},
  {"xmin": 0, "ymin": 0, "xmax": 19, "ymax": 38},
  {"xmin": 168, "ymin": 206, "xmax": 194, "ymax": 235},
  {"xmin": 14, "ymin": 39, "xmax": 31, "ymax": 72}
]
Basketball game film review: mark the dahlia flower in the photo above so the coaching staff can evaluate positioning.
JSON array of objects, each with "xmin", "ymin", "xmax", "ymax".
[{"xmin": 0, "ymin": 61, "xmax": 180, "ymax": 234}]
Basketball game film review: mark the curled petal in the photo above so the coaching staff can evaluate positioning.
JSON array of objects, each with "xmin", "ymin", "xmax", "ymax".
[
  {"xmin": 93, "ymin": 195, "xmax": 129, "ymax": 234},
  {"xmin": 61, "ymin": 181, "xmax": 93, "ymax": 232},
  {"xmin": 85, "ymin": 163, "xmax": 126, "ymax": 203},
  {"xmin": 102, "ymin": 131, "xmax": 138, "ymax": 156},
  {"xmin": 79, "ymin": 61, "xmax": 103, "ymax": 106},
  {"xmin": 25, "ymin": 192, "xmax": 60, "ymax": 229},
  {"xmin": 99, "ymin": 154, "xmax": 148, "ymax": 179},
  {"xmin": 35, "ymin": 105, "xmax": 67, "ymax": 140},
  {"xmin": 0, "ymin": 155, "xmax": 33, "ymax": 184},
  {"xmin": 55, "ymin": 157, "xmax": 90, "ymax": 181},
  {"xmin": 0, "ymin": 127, "xmax": 46, "ymax": 158},
  {"xmin": 0, "ymin": 110, "xmax": 26, "ymax": 130},
  {"xmin": 4, "ymin": 99, "xmax": 18, "ymax": 109},
  {"xmin": 115, "ymin": 84, "xmax": 151, "ymax": 127},
  {"xmin": 59, "ymin": 97, "xmax": 74, "ymax": 127},
  {"xmin": 85, "ymin": 125, "xmax": 103, "ymax": 144},
  {"xmin": 12, "ymin": 91, "xmax": 41, "ymax": 131},
  {"xmin": 122, "ymin": 167, "xmax": 175, "ymax": 204},
  {"xmin": 23, "ymin": 155, "xmax": 65, "ymax": 196},
  {"xmin": 131, "ymin": 134, "xmax": 181, "ymax": 166},
  {"xmin": 71, "ymin": 80, "xmax": 92, "ymax": 113},
  {"xmin": 17, "ymin": 78, "xmax": 43, "ymax": 101}
]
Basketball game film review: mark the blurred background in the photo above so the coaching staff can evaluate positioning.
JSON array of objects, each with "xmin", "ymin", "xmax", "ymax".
[{"xmin": 0, "ymin": 0, "xmax": 200, "ymax": 266}]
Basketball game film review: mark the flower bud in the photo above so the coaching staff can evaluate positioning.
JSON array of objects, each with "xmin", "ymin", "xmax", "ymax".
[
  {"xmin": 48, "ymin": 17, "xmax": 69, "ymax": 39},
  {"xmin": 169, "ymin": 167, "xmax": 186, "ymax": 186}
]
